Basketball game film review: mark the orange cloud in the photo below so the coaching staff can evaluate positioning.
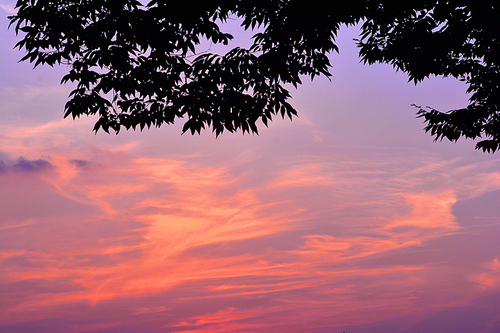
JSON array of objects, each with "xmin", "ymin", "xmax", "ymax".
[
  {"xmin": 384, "ymin": 191, "xmax": 459, "ymax": 231},
  {"xmin": 2, "ymin": 120, "xmax": 500, "ymax": 331},
  {"xmin": 472, "ymin": 258, "xmax": 500, "ymax": 289}
]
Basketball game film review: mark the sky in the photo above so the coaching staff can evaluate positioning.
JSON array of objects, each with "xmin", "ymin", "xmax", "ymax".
[{"xmin": 1, "ymin": 2, "xmax": 500, "ymax": 332}]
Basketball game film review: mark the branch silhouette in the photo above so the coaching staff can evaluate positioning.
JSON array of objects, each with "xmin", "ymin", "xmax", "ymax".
[{"xmin": 8, "ymin": 0, "xmax": 500, "ymax": 152}]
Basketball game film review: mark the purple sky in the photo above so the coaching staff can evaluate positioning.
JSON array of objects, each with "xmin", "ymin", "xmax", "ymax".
[{"xmin": 1, "ymin": 2, "xmax": 500, "ymax": 332}]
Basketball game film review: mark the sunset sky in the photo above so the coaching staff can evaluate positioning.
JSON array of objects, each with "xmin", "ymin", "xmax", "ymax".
[{"xmin": 1, "ymin": 2, "xmax": 500, "ymax": 332}]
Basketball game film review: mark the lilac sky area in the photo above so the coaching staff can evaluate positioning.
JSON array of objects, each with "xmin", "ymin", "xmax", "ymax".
[{"xmin": 1, "ymin": 2, "xmax": 500, "ymax": 332}]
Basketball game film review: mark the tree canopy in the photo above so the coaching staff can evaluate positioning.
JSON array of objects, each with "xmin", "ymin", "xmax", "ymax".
[{"xmin": 8, "ymin": 0, "xmax": 500, "ymax": 152}]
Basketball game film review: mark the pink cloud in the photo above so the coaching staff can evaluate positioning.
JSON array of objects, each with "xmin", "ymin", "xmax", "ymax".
[
  {"xmin": 472, "ymin": 258, "xmax": 500, "ymax": 289},
  {"xmin": 1, "ymin": 38, "xmax": 500, "ymax": 330},
  {"xmin": 1, "ymin": 139, "xmax": 499, "ymax": 332}
]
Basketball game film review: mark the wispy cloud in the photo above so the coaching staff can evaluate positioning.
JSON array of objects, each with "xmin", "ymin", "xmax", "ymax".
[
  {"xmin": 0, "ymin": 3, "xmax": 16, "ymax": 15},
  {"xmin": 1, "ymin": 131, "xmax": 499, "ymax": 332},
  {"xmin": 1, "ymin": 36, "xmax": 500, "ymax": 330}
]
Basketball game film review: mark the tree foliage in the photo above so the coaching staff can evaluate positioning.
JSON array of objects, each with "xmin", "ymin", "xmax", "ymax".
[{"xmin": 8, "ymin": 0, "xmax": 500, "ymax": 152}]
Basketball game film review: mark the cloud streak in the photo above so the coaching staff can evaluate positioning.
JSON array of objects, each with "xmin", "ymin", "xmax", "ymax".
[
  {"xmin": 1, "ymin": 10, "xmax": 500, "ymax": 331},
  {"xmin": 1, "ymin": 127, "xmax": 499, "ymax": 332}
]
